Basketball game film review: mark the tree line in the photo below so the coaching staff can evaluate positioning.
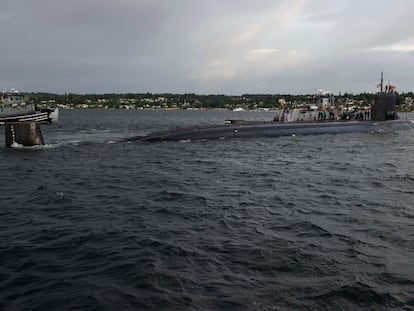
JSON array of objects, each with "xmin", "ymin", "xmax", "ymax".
[{"xmin": 26, "ymin": 91, "xmax": 414, "ymax": 110}]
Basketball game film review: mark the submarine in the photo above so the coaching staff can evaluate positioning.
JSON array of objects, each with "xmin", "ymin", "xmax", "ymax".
[{"xmin": 133, "ymin": 75, "xmax": 414, "ymax": 143}]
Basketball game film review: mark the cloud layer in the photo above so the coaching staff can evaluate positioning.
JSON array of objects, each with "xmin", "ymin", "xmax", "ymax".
[{"xmin": 1, "ymin": 0, "xmax": 413, "ymax": 94}]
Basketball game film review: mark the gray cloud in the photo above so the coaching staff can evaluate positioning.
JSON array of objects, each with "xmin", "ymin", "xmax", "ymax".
[{"xmin": 0, "ymin": 0, "xmax": 413, "ymax": 94}]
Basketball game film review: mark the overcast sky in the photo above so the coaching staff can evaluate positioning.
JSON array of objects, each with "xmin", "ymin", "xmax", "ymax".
[{"xmin": 1, "ymin": 0, "xmax": 413, "ymax": 95}]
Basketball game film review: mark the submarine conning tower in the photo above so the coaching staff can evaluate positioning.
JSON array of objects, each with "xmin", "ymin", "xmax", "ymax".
[
  {"xmin": 371, "ymin": 72, "xmax": 397, "ymax": 121},
  {"xmin": 371, "ymin": 93, "xmax": 397, "ymax": 121}
]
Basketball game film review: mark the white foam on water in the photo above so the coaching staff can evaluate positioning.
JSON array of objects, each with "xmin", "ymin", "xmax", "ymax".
[{"xmin": 10, "ymin": 142, "xmax": 24, "ymax": 148}]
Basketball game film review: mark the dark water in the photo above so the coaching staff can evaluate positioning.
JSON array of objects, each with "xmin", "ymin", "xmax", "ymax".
[{"xmin": 1, "ymin": 109, "xmax": 414, "ymax": 310}]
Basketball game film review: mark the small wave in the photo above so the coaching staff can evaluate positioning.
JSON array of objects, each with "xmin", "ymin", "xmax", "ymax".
[
  {"xmin": 152, "ymin": 190, "xmax": 209, "ymax": 206},
  {"xmin": 391, "ymin": 174, "xmax": 414, "ymax": 181},
  {"xmin": 46, "ymin": 140, "xmax": 82, "ymax": 148},
  {"xmin": 311, "ymin": 282, "xmax": 405, "ymax": 309},
  {"xmin": 25, "ymin": 139, "xmax": 124, "ymax": 149},
  {"xmin": 380, "ymin": 272, "xmax": 414, "ymax": 288},
  {"xmin": 8, "ymin": 143, "xmax": 48, "ymax": 150}
]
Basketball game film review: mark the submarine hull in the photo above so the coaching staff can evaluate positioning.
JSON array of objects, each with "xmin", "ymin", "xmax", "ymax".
[{"xmin": 139, "ymin": 119, "xmax": 414, "ymax": 142}]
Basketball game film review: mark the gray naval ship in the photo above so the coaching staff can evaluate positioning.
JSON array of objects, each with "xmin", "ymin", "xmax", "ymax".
[{"xmin": 134, "ymin": 74, "xmax": 414, "ymax": 142}]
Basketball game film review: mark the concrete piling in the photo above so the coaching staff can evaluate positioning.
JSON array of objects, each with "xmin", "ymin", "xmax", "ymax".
[{"xmin": 5, "ymin": 122, "xmax": 45, "ymax": 148}]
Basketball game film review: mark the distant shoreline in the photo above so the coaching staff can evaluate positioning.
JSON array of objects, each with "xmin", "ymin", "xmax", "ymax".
[{"xmin": 25, "ymin": 92, "xmax": 414, "ymax": 112}]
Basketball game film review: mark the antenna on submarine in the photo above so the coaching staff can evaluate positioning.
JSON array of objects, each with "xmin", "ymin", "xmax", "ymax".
[
  {"xmin": 376, "ymin": 71, "xmax": 384, "ymax": 94},
  {"xmin": 380, "ymin": 70, "xmax": 384, "ymax": 94}
]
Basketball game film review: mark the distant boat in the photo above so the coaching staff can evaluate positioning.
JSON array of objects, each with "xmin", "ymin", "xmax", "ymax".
[{"xmin": 0, "ymin": 89, "xmax": 58, "ymax": 124}]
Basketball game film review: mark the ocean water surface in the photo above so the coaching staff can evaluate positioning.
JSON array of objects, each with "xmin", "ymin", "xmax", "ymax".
[{"xmin": 0, "ymin": 109, "xmax": 413, "ymax": 310}]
